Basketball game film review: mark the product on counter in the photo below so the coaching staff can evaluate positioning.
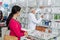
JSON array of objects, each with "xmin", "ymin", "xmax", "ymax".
[
  {"xmin": 36, "ymin": 26, "xmax": 52, "ymax": 33},
  {"xmin": 26, "ymin": 36, "xmax": 35, "ymax": 40},
  {"xmin": 36, "ymin": 26, "xmax": 47, "ymax": 32}
]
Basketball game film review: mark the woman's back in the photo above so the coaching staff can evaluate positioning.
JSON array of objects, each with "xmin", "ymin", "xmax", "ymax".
[{"xmin": 9, "ymin": 18, "xmax": 25, "ymax": 40}]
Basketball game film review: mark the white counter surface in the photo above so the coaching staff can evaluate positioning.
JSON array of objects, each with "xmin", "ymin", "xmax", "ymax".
[{"xmin": 21, "ymin": 28, "xmax": 60, "ymax": 40}]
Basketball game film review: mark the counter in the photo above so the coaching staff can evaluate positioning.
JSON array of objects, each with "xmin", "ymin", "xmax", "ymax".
[{"xmin": 21, "ymin": 28, "xmax": 60, "ymax": 40}]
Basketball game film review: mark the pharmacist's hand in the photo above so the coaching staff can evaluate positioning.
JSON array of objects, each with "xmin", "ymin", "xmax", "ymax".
[
  {"xmin": 24, "ymin": 31, "xmax": 28, "ymax": 37},
  {"xmin": 40, "ymin": 15, "xmax": 44, "ymax": 18}
]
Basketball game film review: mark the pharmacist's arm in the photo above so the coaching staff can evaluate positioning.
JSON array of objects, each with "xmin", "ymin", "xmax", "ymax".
[{"xmin": 30, "ymin": 14, "xmax": 42, "ymax": 24}]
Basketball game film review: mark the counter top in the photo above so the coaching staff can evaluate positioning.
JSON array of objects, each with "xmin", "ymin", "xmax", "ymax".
[{"xmin": 21, "ymin": 28, "xmax": 60, "ymax": 40}]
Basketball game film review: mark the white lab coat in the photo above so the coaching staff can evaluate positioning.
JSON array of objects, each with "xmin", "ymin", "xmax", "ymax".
[{"xmin": 28, "ymin": 13, "xmax": 42, "ymax": 30}]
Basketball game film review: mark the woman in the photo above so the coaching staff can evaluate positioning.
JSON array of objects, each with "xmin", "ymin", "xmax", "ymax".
[{"xmin": 6, "ymin": 5, "xmax": 28, "ymax": 40}]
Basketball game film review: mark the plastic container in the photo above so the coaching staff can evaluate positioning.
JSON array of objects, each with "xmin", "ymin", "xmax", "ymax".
[{"xmin": 42, "ymin": 20, "xmax": 51, "ymax": 26}]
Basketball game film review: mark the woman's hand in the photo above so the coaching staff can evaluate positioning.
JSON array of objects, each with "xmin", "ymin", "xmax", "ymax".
[{"xmin": 24, "ymin": 31, "xmax": 28, "ymax": 37}]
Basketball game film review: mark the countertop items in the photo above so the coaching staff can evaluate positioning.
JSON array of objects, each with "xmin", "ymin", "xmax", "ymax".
[
  {"xmin": 36, "ymin": 26, "xmax": 47, "ymax": 32},
  {"xmin": 36, "ymin": 26, "xmax": 51, "ymax": 33}
]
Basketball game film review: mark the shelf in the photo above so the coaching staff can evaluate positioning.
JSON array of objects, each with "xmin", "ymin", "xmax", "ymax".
[
  {"xmin": 51, "ymin": 0, "xmax": 60, "ymax": 6},
  {"xmin": 51, "ymin": 19, "xmax": 60, "ymax": 20},
  {"xmin": 55, "ymin": 21, "xmax": 60, "ymax": 23}
]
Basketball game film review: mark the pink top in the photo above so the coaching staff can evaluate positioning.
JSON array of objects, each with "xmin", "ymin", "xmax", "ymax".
[{"xmin": 9, "ymin": 18, "xmax": 25, "ymax": 40}]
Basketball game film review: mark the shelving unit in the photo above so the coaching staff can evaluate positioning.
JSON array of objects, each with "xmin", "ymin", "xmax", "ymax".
[
  {"xmin": 8, "ymin": 0, "xmax": 60, "ymax": 31},
  {"xmin": 0, "ymin": 0, "xmax": 60, "ymax": 27},
  {"xmin": 0, "ymin": 0, "xmax": 13, "ymax": 37}
]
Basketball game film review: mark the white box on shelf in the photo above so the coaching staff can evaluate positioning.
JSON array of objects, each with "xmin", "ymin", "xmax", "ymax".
[
  {"xmin": 51, "ymin": 0, "xmax": 60, "ymax": 6},
  {"xmin": 52, "ymin": 7, "xmax": 60, "ymax": 13}
]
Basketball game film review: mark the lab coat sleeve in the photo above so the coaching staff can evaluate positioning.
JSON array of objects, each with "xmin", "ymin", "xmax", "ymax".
[
  {"xmin": 29, "ymin": 14, "xmax": 42, "ymax": 24},
  {"xmin": 10, "ymin": 21, "xmax": 25, "ymax": 37}
]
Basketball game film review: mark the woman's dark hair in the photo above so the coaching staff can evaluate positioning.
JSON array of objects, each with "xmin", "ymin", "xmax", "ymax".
[
  {"xmin": 0, "ymin": 10, "xmax": 3, "ymax": 20},
  {"xmin": 6, "ymin": 5, "xmax": 21, "ymax": 26}
]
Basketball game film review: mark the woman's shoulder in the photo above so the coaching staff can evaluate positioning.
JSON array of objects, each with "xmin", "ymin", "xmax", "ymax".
[
  {"xmin": 9, "ymin": 18, "xmax": 18, "ymax": 26},
  {"xmin": 10, "ymin": 18, "xmax": 17, "ymax": 23}
]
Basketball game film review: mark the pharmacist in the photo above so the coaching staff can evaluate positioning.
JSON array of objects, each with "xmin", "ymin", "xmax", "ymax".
[{"xmin": 28, "ymin": 8, "xmax": 43, "ymax": 30}]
